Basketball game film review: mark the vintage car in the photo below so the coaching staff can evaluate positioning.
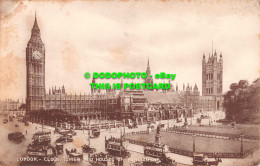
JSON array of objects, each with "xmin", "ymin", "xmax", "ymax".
[
  {"xmin": 3, "ymin": 119, "xmax": 8, "ymax": 123},
  {"xmin": 133, "ymin": 154, "xmax": 176, "ymax": 166},
  {"xmin": 149, "ymin": 125, "xmax": 155, "ymax": 129},
  {"xmin": 159, "ymin": 153, "xmax": 177, "ymax": 166},
  {"xmin": 192, "ymin": 153, "xmax": 222, "ymax": 166},
  {"xmin": 148, "ymin": 120, "xmax": 156, "ymax": 124},
  {"xmin": 82, "ymin": 144, "xmax": 96, "ymax": 153},
  {"xmin": 55, "ymin": 127, "xmax": 62, "ymax": 133},
  {"xmin": 176, "ymin": 118, "xmax": 182, "ymax": 123},
  {"xmin": 65, "ymin": 148, "xmax": 83, "ymax": 161},
  {"xmin": 24, "ymin": 121, "xmax": 29, "ymax": 126},
  {"xmin": 128, "ymin": 122, "xmax": 138, "ymax": 129},
  {"xmin": 9, "ymin": 117, "xmax": 13, "ymax": 122},
  {"xmin": 90, "ymin": 128, "xmax": 101, "ymax": 138},
  {"xmin": 58, "ymin": 129, "xmax": 77, "ymax": 136},
  {"xmin": 159, "ymin": 124, "xmax": 165, "ymax": 128},
  {"xmin": 55, "ymin": 143, "xmax": 64, "ymax": 154},
  {"xmin": 8, "ymin": 132, "xmax": 26, "ymax": 143},
  {"xmin": 55, "ymin": 133, "xmax": 73, "ymax": 143},
  {"xmin": 105, "ymin": 137, "xmax": 131, "ymax": 158},
  {"xmin": 69, "ymin": 129, "xmax": 77, "ymax": 136}
]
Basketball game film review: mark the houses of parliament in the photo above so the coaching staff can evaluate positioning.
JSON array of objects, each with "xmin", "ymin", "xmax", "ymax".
[{"xmin": 26, "ymin": 15, "xmax": 223, "ymax": 122}]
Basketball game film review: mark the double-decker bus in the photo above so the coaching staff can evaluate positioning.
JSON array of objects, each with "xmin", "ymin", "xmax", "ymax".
[
  {"xmin": 105, "ymin": 137, "xmax": 131, "ymax": 158},
  {"xmin": 144, "ymin": 143, "xmax": 169, "ymax": 158}
]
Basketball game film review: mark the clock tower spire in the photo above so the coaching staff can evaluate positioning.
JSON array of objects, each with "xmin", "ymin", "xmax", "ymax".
[{"xmin": 26, "ymin": 13, "xmax": 46, "ymax": 111}]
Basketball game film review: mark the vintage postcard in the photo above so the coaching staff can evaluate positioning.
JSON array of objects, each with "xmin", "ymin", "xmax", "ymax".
[{"xmin": 0, "ymin": 0, "xmax": 259, "ymax": 166}]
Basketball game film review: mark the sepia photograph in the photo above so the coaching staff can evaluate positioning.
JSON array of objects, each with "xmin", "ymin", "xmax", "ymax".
[{"xmin": 0, "ymin": 0, "xmax": 259, "ymax": 166}]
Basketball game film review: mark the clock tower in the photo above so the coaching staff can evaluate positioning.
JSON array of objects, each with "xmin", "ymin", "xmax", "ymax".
[{"xmin": 26, "ymin": 14, "xmax": 45, "ymax": 111}]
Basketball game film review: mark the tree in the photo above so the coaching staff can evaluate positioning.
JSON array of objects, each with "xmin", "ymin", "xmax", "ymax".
[
  {"xmin": 19, "ymin": 104, "xmax": 27, "ymax": 111},
  {"xmin": 223, "ymin": 78, "xmax": 260, "ymax": 123}
]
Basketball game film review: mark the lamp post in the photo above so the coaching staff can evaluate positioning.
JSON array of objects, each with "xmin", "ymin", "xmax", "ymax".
[
  {"xmin": 193, "ymin": 134, "xmax": 196, "ymax": 153},
  {"xmin": 240, "ymin": 132, "xmax": 244, "ymax": 158}
]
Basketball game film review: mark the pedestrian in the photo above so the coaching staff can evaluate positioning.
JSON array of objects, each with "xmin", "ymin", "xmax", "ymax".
[{"xmin": 26, "ymin": 130, "xmax": 27, "ymax": 135}]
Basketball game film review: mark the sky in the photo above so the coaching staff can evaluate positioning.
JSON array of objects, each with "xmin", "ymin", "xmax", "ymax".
[{"xmin": 0, "ymin": 0, "xmax": 259, "ymax": 100}]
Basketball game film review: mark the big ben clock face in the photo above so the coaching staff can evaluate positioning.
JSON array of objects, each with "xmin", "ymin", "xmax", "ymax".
[{"xmin": 32, "ymin": 50, "xmax": 42, "ymax": 60}]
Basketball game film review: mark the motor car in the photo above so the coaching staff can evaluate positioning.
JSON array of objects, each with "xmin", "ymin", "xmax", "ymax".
[
  {"xmin": 24, "ymin": 121, "xmax": 29, "ymax": 126},
  {"xmin": 3, "ymin": 119, "xmax": 8, "ymax": 123},
  {"xmin": 82, "ymin": 144, "xmax": 96, "ymax": 153},
  {"xmin": 55, "ymin": 133, "xmax": 73, "ymax": 143},
  {"xmin": 90, "ymin": 128, "xmax": 101, "ymax": 138},
  {"xmin": 176, "ymin": 119, "xmax": 182, "ymax": 123},
  {"xmin": 150, "ymin": 125, "xmax": 155, "ymax": 129},
  {"xmin": 192, "ymin": 153, "xmax": 222, "ymax": 166},
  {"xmin": 15, "ymin": 124, "xmax": 19, "ymax": 127},
  {"xmin": 55, "ymin": 136, "xmax": 67, "ymax": 143},
  {"xmin": 55, "ymin": 143, "xmax": 64, "ymax": 154},
  {"xmin": 69, "ymin": 129, "xmax": 77, "ymax": 136},
  {"xmin": 8, "ymin": 132, "xmax": 26, "ymax": 143}
]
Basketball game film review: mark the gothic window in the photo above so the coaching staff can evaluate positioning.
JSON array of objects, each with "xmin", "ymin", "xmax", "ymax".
[
  {"xmin": 217, "ymin": 73, "xmax": 220, "ymax": 80},
  {"xmin": 39, "ymin": 65, "xmax": 41, "ymax": 73}
]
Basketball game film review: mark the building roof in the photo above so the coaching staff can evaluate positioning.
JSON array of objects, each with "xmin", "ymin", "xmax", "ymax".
[
  {"xmin": 132, "ymin": 110, "xmax": 145, "ymax": 113},
  {"xmin": 143, "ymin": 91, "xmax": 182, "ymax": 104}
]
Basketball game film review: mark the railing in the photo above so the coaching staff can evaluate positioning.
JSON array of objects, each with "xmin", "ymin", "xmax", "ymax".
[
  {"xmin": 29, "ymin": 117, "xmax": 125, "ymax": 130},
  {"xmin": 162, "ymin": 127, "xmax": 259, "ymax": 140},
  {"xmin": 124, "ymin": 138, "xmax": 256, "ymax": 159},
  {"xmin": 124, "ymin": 130, "xmax": 150, "ymax": 136}
]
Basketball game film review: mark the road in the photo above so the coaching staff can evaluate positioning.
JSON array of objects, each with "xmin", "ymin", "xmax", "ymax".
[{"xmin": 1, "ymin": 114, "xmax": 259, "ymax": 166}]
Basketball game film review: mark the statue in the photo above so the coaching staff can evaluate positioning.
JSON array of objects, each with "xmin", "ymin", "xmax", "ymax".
[{"xmin": 156, "ymin": 125, "xmax": 161, "ymax": 134}]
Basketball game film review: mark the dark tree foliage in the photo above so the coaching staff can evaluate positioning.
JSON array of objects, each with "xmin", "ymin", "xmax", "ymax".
[
  {"xmin": 223, "ymin": 78, "xmax": 260, "ymax": 123},
  {"xmin": 27, "ymin": 109, "xmax": 81, "ymax": 124},
  {"xmin": 18, "ymin": 104, "xmax": 27, "ymax": 111}
]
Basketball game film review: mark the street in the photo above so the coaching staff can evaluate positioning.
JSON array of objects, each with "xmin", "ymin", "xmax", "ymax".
[{"xmin": 0, "ymin": 114, "xmax": 259, "ymax": 166}]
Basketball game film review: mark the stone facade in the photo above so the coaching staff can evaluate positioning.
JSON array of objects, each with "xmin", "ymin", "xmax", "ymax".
[
  {"xmin": 25, "ymin": 15, "xmax": 222, "ymax": 122},
  {"xmin": 26, "ymin": 15, "xmax": 46, "ymax": 111}
]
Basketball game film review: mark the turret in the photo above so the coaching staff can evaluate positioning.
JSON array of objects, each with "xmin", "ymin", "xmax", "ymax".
[
  {"xmin": 202, "ymin": 49, "xmax": 223, "ymax": 96},
  {"xmin": 186, "ymin": 83, "xmax": 190, "ymax": 91},
  {"xmin": 219, "ymin": 52, "xmax": 223, "ymax": 62},
  {"xmin": 144, "ymin": 57, "xmax": 153, "ymax": 90},
  {"xmin": 62, "ymin": 85, "xmax": 65, "ymax": 94},
  {"xmin": 121, "ymin": 78, "xmax": 124, "ymax": 89},
  {"xmin": 91, "ymin": 78, "xmax": 96, "ymax": 94},
  {"xmin": 168, "ymin": 80, "xmax": 173, "ymax": 92},
  {"xmin": 193, "ymin": 83, "xmax": 198, "ymax": 91}
]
